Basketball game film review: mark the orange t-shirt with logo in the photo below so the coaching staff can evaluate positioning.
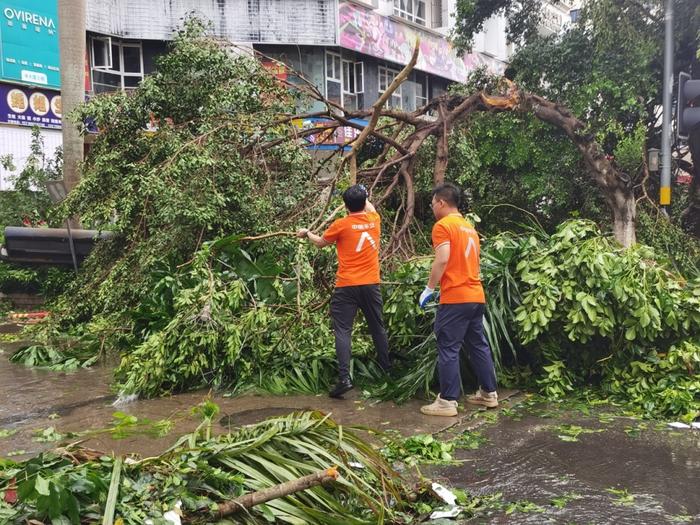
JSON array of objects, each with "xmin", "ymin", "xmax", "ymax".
[
  {"xmin": 432, "ymin": 213, "xmax": 485, "ymax": 304},
  {"xmin": 323, "ymin": 211, "xmax": 381, "ymax": 288}
]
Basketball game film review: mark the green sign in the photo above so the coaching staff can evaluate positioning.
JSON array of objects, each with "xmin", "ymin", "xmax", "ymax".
[{"xmin": 0, "ymin": 1, "xmax": 60, "ymax": 89}]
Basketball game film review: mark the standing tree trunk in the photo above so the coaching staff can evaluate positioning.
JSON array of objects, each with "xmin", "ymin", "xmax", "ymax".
[
  {"xmin": 520, "ymin": 93, "xmax": 637, "ymax": 246},
  {"xmin": 59, "ymin": 0, "xmax": 86, "ymax": 193}
]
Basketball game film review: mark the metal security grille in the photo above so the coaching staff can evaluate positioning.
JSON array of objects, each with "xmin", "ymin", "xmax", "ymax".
[{"xmin": 86, "ymin": 0, "xmax": 337, "ymax": 45}]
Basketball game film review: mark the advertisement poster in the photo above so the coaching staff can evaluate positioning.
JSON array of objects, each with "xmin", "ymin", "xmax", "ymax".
[
  {"xmin": 0, "ymin": 83, "xmax": 61, "ymax": 129},
  {"xmin": 0, "ymin": 1, "xmax": 60, "ymax": 88},
  {"xmin": 292, "ymin": 117, "xmax": 365, "ymax": 150},
  {"xmin": 338, "ymin": 2, "xmax": 505, "ymax": 83}
]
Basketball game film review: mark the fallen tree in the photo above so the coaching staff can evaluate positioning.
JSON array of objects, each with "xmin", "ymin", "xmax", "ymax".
[{"xmin": 13, "ymin": 19, "xmax": 699, "ymax": 422}]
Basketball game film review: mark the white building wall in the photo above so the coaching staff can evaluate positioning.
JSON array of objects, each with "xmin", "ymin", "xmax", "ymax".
[
  {"xmin": 0, "ymin": 127, "xmax": 62, "ymax": 191},
  {"xmin": 86, "ymin": 0, "xmax": 338, "ymax": 45}
]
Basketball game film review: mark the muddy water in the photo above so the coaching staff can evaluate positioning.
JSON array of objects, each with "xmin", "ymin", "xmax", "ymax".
[
  {"xmin": 434, "ymin": 411, "xmax": 700, "ymax": 524},
  {"xmin": 2, "ymin": 329, "xmax": 699, "ymax": 524},
  {"xmin": 0, "ymin": 331, "xmax": 496, "ymax": 458}
]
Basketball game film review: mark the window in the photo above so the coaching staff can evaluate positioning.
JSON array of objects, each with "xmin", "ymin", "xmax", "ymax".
[
  {"xmin": 91, "ymin": 37, "xmax": 112, "ymax": 69},
  {"xmin": 325, "ymin": 51, "xmax": 342, "ymax": 106},
  {"xmin": 327, "ymin": 52, "xmax": 364, "ymax": 110},
  {"xmin": 91, "ymin": 37, "xmax": 144, "ymax": 93},
  {"xmin": 378, "ymin": 66, "xmax": 402, "ymax": 109},
  {"xmin": 342, "ymin": 60, "xmax": 364, "ymax": 110},
  {"xmin": 569, "ymin": 9, "xmax": 580, "ymax": 23},
  {"xmin": 415, "ymin": 72, "xmax": 429, "ymax": 108},
  {"xmin": 393, "ymin": 0, "xmax": 426, "ymax": 26}
]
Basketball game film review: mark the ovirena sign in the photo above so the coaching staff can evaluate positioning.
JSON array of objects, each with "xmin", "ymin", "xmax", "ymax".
[{"xmin": 0, "ymin": 1, "xmax": 60, "ymax": 89}]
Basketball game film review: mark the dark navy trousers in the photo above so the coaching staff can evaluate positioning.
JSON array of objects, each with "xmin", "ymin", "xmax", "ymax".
[
  {"xmin": 330, "ymin": 284, "xmax": 391, "ymax": 380},
  {"xmin": 434, "ymin": 303, "xmax": 497, "ymax": 400}
]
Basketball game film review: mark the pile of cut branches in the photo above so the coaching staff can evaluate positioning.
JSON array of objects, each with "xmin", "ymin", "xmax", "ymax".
[{"xmin": 0, "ymin": 411, "xmax": 415, "ymax": 524}]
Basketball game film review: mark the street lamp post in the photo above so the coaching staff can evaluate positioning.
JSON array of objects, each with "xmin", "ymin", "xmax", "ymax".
[{"xmin": 660, "ymin": 0, "xmax": 673, "ymax": 214}]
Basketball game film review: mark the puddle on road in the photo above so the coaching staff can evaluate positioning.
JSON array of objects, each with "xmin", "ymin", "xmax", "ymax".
[
  {"xmin": 433, "ymin": 410, "xmax": 700, "ymax": 524},
  {"xmin": 2, "ymin": 331, "xmax": 698, "ymax": 524}
]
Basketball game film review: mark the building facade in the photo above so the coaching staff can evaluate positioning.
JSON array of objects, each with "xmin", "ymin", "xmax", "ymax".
[{"xmin": 0, "ymin": 0, "xmax": 576, "ymax": 189}]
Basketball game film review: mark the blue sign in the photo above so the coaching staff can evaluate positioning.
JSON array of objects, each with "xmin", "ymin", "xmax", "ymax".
[
  {"xmin": 0, "ymin": 1, "xmax": 60, "ymax": 89},
  {"xmin": 0, "ymin": 83, "xmax": 61, "ymax": 129}
]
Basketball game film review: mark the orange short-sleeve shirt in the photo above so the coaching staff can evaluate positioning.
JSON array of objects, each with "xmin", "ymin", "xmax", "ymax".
[
  {"xmin": 323, "ymin": 211, "xmax": 381, "ymax": 287},
  {"xmin": 432, "ymin": 213, "xmax": 485, "ymax": 304}
]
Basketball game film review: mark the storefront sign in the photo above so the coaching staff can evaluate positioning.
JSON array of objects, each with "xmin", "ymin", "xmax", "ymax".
[
  {"xmin": 292, "ymin": 117, "xmax": 365, "ymax": 150},
  {"xmin": 339, "ymin": 2, "xmax": 505, "ymax": 82},
  {"xmin": 0, "ymin": 1, "xmax": 60, "ymax": 88},
  {"xmin": 262, "ymin": 60, "xmax": 289, "ymax": 82},
  {"xmin": 0, "ymin": 84, "xmax": 61, "ymax": 129}
]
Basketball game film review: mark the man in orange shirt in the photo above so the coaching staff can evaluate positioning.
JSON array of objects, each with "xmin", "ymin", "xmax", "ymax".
[
  {"xmin": 297, "ymin": 184, "xmax": 391, "ymax": 398},
  {"xmin": 418, "ymin": 183, "xmax": 498, "ymax": 416}
]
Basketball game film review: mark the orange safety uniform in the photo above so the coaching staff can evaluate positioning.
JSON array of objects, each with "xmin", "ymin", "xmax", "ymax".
[
  {"xmin": 432, "ymin": 213, "xmax": 485, "ymax": 304},
  {"xmin": 323, "ymin": 211, "xmax": 381, "ymax": 287}
]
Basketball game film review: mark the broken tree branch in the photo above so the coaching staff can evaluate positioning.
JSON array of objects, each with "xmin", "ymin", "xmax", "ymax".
[
  {"xmin": 346, "ymin": 41, "xmax": 420, "ymax": 183},
  {"xmin": 213, "ymin": 467, "xmax": 339, "ymax": 518}
]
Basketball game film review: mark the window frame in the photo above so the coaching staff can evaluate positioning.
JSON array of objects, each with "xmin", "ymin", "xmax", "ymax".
[
  {"xmin": 91, "ymin": 36, "xmax": 113, "ymax": 70},
  {"xmin": 91, "ymin": 38, "xmax": 144, "ymax": 93},
  {"xmin": 415, "ymin": 71, "xmax": 429, "ymax": 108},
  {"xmin": 327, "ymin": 52, "xmax": 364, "ymax": 109},
  {"xmin": 393, "ymin": 0, "xmax": 427, "ymax": 26},
  {"xmin": 378, "ymin": 65, "xmax": 402, "ymax": 109}
]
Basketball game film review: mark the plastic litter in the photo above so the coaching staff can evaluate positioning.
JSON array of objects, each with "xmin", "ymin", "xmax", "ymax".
[
  {"xmin": 348, "ymin": 461, "xmax": 365, "ymax": 469},
  {"xmin": 145, "ymin": 501, "xmax": 182, "ymax": 525},
  {"xmin": 668, "ymin": 422, "xmax": 691, "ymax": 429},
  {"xmin": 112, "ymin": 393, "xmax": 139, "ymax": 406},
  {"xmin": 430, "ymin": 506, "xmax": 462, "ymax": 519},
  {"xmin": 431, "ymin": 482, "xmax": 457, "ymax": 506}
]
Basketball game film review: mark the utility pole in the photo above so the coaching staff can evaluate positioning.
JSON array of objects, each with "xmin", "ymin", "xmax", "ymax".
[
  {"xmin": 59, "ymin": 0, "xmax": 87, "ymax": 194},
  {"xmin": 659, "ymin": 0, "xmax": 673, "ymax": 214}
]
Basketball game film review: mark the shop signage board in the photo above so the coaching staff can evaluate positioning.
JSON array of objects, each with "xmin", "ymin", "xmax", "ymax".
[
  {"xmin": 338, "ymin": 2, "xmax": 505, "ymax": 82},
  {"xmin": 0, "ymin": 0, "xmax": 60, "ymax": 88},
  {"xmin": 0, "ymin": 83, "xmax": 61, "ymax": 129}
]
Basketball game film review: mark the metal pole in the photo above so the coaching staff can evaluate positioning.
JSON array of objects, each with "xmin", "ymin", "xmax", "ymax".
[
  {"xmin": 660, "ymin": 0, "xmax": 674, "ymax": 213},
  {"xmin": 65, "ymin": 220, "xmax": 79, "ymax": 275}
]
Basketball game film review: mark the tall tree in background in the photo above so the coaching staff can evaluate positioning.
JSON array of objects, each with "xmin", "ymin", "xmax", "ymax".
[{"xmin": 452, "ymin": 0, "xmax": 700, "ymax": 237}]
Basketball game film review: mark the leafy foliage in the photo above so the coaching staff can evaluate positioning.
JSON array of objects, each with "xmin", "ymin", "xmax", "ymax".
[
  {"xmin": 381, "ymin": 433, "xmax": 456, "ymax": 466},
  {"xmin": 0, "ymin": 410, "xmax": 411, "ymax": 524},
  {"xmin": 512, "ymin": 221, "xmax": 700, "ymax": 419},
  {"xmin": 52, "ymin": 19, "xmax": 312, "ymax": 324},
  {"xmin": 0, "ymin": 126, "xmax": 62, "ymax": 230},
  {"xmin": 0, "ymin": 127, "xmax": 71, "ymax": 301},
  {"xmin": 0, "ymin": 263, "xmax": 72, "ymax": 297}
]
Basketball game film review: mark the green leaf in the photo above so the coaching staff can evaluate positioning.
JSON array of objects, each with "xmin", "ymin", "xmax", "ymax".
[{"xmin": 35, "ymin": 474, "xmax": 50, "ymax": 496}]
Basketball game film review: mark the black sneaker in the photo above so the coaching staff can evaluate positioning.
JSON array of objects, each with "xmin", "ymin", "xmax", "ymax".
[{"xmin": 329, "ymin": 378, "xmax": 354, "ymax": 398}]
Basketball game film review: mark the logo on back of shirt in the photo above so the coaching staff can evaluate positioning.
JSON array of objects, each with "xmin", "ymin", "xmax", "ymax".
[{"xmin": 355, "ymin": 231, "xmax": 377, "ymax": 252}]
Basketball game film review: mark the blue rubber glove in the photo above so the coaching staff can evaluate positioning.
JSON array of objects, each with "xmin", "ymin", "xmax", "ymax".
[
  {"xmin": 358, "ymin": 184, "xmax": 368, "ymax": 196},
  {"xmin": 419, "ymin": 286, "xmax": 435, "ymax": 308}
]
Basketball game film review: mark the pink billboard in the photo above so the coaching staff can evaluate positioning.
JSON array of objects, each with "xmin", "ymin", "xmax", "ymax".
[{"xmin": 338, "ymin": 2, "xmax": 505, "ymax": 82}]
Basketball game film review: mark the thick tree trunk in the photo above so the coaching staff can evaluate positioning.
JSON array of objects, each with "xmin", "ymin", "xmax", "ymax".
[
  {"xmin": 611, "ymin": 188, "xmax": 637, "ymax": 247},
  {"xmin": 521, "ymin": 93, "xmax": 637, "ymax": 247},
  {"xmin": 59, "ymin": 0, "xmax": 86, "ymax": 193},
  {"xmin": 433, "ymin": 103, "xmax": 449, "ymax": 185},
  {"xmin": 680, "ymin": 127, "xmax": 700, "ymax": 238}
]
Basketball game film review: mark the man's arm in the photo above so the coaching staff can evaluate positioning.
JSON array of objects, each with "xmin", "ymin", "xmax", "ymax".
[
  {"xmin": 419, "ymin": 243, "xmax": 450, "ymax": 307},
  {"xmin": 364, "ymin": 200, "xmax": 376, "ymax": 214},
  {"xmin": 428, "ymin": 244, "xmax": 450, "ymax": 288},
  {"xmin": 296, "ymin": 228, "xmax": 331, "ymax": 248}
]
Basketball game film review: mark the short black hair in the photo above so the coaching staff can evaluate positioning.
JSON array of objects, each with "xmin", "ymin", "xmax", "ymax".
[
  {"xmin": 432, "ymin": 183, "xmax": 461, "ymax": 208},
  {"xmin": 343, "ymin": 184, "xmax": 367, "ymax": 212}
]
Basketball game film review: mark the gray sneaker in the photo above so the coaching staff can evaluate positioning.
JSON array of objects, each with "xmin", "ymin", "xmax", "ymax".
[
  {"xmin": 420, "ymin": 394, "xmax": 458, "ymax": 417},
  {"xmin": 466, "ymin": 388, "xmax": 498, "ymax": 408}
]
